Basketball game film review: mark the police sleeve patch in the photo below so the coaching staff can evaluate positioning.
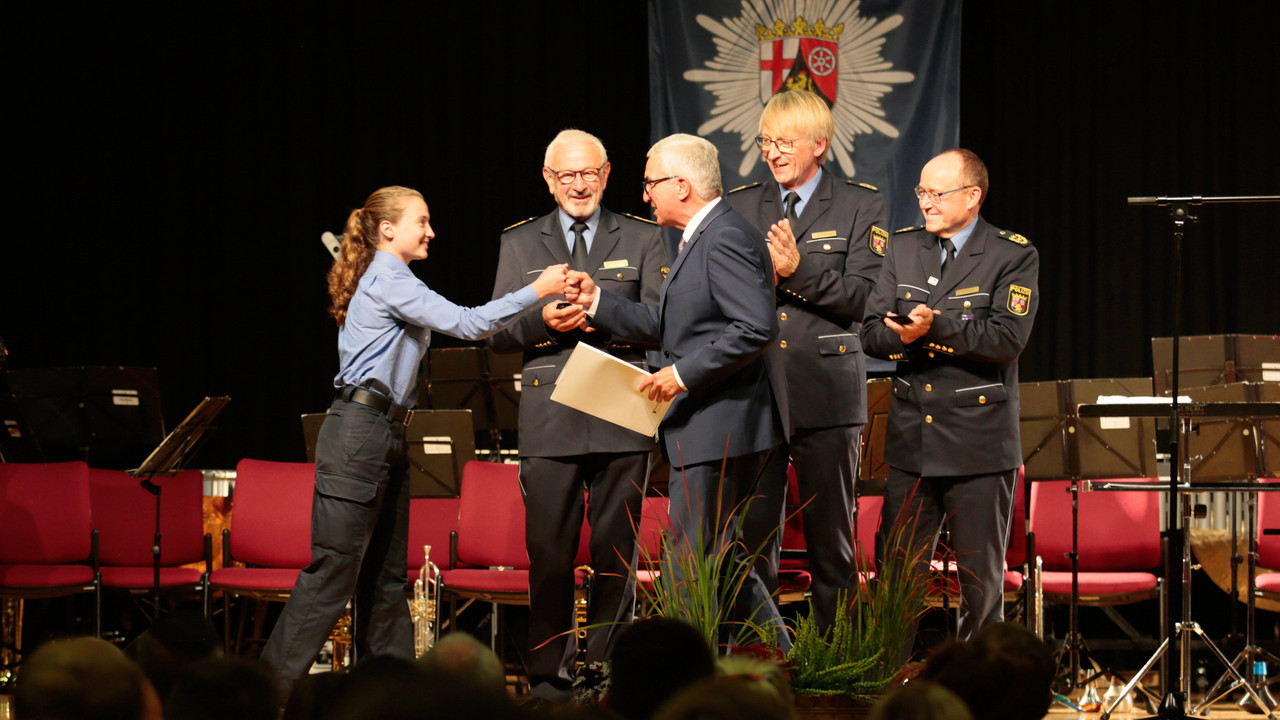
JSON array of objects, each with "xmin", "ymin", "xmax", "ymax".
[
  {"xmin": 869, "ymin": 226, "xmax": 888, "ymax": 256},
  {"xmin": 1008, "ymin": 285, "xmax": 1032, "ymax": 315}
]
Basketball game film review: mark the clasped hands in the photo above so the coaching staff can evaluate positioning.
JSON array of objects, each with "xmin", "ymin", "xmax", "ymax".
[
  {"xmin": 549, "ymin": 271, "xmax": 684, "ymax": 402},
  {"xmin": 542, "ymin": 270, "xmax": 597, "ymax": 333}
]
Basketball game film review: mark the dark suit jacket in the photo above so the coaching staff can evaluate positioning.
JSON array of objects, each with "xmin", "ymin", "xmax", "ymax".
[
  {"xmin": 861, "ymin": 217, "xmax": 1039, "ymax": 477},
  {"xmin": 487, "ymin": 207, "xmax": 665, "ymax": 457},
  {"xmin": 592, "ymin": 200, "xmax": 789, "ymax": 467},
  {"xmin": 727, "ymin": 173, "xmax": 885, "ymax": 430}
]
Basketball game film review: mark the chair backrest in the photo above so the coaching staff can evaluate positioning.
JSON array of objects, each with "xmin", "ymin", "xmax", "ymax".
[
  {"xmin": 780, "ymin": 463, "xmax": 807, "ymax": 553},
  {"xmin": 228, "ymin": 459, "xmax": 315, "ymax": 569},
  {"xmin": 89, "ymin": 468, "xmax": 206, "ymax": 567},
  {"xmin": 407, "ymin": 496, "xmax": 461, "ymax": 571},
  {"xmin": 636, "ymin": 495, "xmax": 671, "ymax": 568},
  {"xmin": 1005, "ymin": 466, "xmax": 1028, "ymax": 568},
  {"xmin": 0, "ymin": 461, "xmax": 93, "ymax": 565},
  {"xmin": 1256, "ymin": 479, "xmax": 1280, "ymax": 568},
  {"xmin": 854, "ymin": 494, "xmax": 883, "ymax": 568},
  {"xmin": 454, "ymin": 461, "xmax": 528, "ymax": 569},
  {"xmin": 1030, "ymin": 478, "xmax": 1161, "ymax": 572}
]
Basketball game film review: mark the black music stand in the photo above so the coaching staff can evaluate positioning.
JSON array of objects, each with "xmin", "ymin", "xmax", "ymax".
[
  {"xmin": 419, "ymin": 347, "xmax": 521, "ymax": 459},
  {"xmin": 1019, "ymin": 378, "xmax": 1160, "ymax": 701},
  {"xmin": 129, "ymin": 396, "xmax": 229, "ymax": 612},
  {"xmin": 857, "ymin": 377, "xmax": 893, "ymax": 495},
  {"xmin": 404, "ymin": 410, "xmax": 475, "ymax": 498},
  {"xmin": 1080, "ymin": 402, "xmax": 1280, "ymax": 720},
  {"xmin": 1152, "ymin": 335, "xmax": 1280, "ymax": 396},
  {"xmin": 302, "ymin": 409, "xmax": 476, "ymax": 498},
  {"xmin": 1180, "ymin": 383, "xmax": 1280, "ymax": 714}
]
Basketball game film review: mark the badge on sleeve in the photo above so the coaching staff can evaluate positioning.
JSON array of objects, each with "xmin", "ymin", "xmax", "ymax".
[
  {"xmin": 1008, "ymin": 285, "xmax": 1032, "ymax": 315},
  {"xmin": 869, "ymin": 226, "xmax": 888, "ymax": 256}
]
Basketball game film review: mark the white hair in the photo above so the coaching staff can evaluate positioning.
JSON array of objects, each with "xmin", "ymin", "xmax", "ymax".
[
  {"xmin": 544, "ymin": 129, "xmax": 608, "ymax": 167},
  {"xmin": 647, "ymin": 133, "xmax": 722, "ymax": 200}
]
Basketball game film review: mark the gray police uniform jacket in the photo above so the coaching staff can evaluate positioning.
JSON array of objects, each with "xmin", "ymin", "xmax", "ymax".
[
  {"xmin": 860, "ymin": 217, "xmax": 1039, "ymax": 477},
  {"xmin": 727, "ymin": 174, "xmax": 885, "ymax": 430},
  {"xmin": 487, "ymin": 208, "xmax": 665, "ymax": 457}
]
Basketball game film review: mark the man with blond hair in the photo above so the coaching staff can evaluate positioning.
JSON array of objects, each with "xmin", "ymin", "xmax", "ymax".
[{"xmin": 729, "ymin": 90, "xmax": 886, "ymax": 632}]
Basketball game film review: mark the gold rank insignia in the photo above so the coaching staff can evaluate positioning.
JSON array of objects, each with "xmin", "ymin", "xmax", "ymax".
[
  {"xmin": 661, "ymin": 266, "xmax": 670, "ymax": 279},
  {"xmin": 727, "ymin": 182, "xmax": 762, "ymax": 194},
  {"xmin": 869, "ymin": 226, "xmax": 888, "ymax": 256},
  {"xmin": 848, "ymin": 180, "xmax": 879, "ymax": 192},
  {"xmin": 621, "ymin": 212, "xmax": 658, "ymax": 225},
  {"xmin": 998, "ymin": 230, "xmax": 1030, "ymax": 245},
  {"xmin": 1008, "ymin": 284, "xmax": 1032, "ymax": 315},
  {"xmin": 895, "ymin": 225, "xmax": 924, "ymax": 234},
  {"xmin": 503, "ymin": 216, "xmax": 538, "ymax": 232}
]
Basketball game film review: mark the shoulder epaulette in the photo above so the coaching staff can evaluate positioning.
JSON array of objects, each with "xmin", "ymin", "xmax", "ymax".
[
  {"xmin": 620, "ymin": 212, "xmax": 658, "ymax": 225},
  {"xmin": 996, "ymin": 229, "xmax": 1032, "ymax": 246},
  {"xmin": 727, "ymin": 182, "xmax": 762, "ymax": 194},
  {"xmin": 846, "ymin": 180, "xmax": 879, "ymax": 192},
  {"xmin": 894, "ymin": 225, "xmax": 924, "ymax": 234},
  {"xmin": 502, "ymin": 216, "xmax": 538, "ymax": 232}
]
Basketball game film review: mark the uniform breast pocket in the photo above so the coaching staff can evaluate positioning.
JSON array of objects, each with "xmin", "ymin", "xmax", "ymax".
[
  {"xmin": 594, "ymin": 266, "xmax": 640, "ymax": 292},
  {"xmin": 896, "ymin": 284, "xmax": 931, "ymax": 314},
  {"xmin": 520, "ymin": 364, "xmax": 558, "ymax": 392},
  {"xmin": 954, "ymin": 383, "xmax": 1007, "ymax": 408},
  {"xmin": 804, "ymin": 236, "xmax": 849, "ymax": 262},
  {"xmin": 891, "ymin": 375, "xmax": 913, "ymax": 402},
  {"xmin": 945, "ymin": 293, "xmax": 991, "ymax": 320},
  {"xmin": 817, "ymin": 333, "xmax": 859, "ymax": 359}
]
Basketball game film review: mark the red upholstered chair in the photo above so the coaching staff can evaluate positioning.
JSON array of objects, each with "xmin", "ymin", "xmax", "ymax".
[
  {"xmin": 635, "ymin": 495, "xmax": 671, "ymax": 609},
  {"xmin": 406, "ymin": 496, "xmax": 461, "ymax": 587},
  {"xmin": 776, "ymin": 463, "xmax": 813, "ymax": 604},
  {"xmin": 88, "ymin": 468, "xmax": 210, "ymax": 613},
  {"xmin": 1030, "ymin": 478, "xmax": 1162, "ymax": 605},
  {"xmin": 0, "ymin": 461, "xmax": 100, "ymax": 639},
  {"xmin": 1249, "ymin": 480, "xmax": 1280, "ymax": 597},
  {"xmin": 207, "ymin": 459, "xmax": 315, "ymax": 653},
  {"xmin": 440, "ymin": 461, "xmax": 590, "ymax": 651}
]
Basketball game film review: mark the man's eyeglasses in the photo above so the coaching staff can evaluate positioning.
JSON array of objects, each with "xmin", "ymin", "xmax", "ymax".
[
  {"xmin": 547, "ymin": 165, "xmax": 604, "ymax": 185},
  {"xmin": 754, "ymin": 136, "xmax": 797, "ymax": 153},
  {"xmin": 641, "ymin": 176, "xmax": 677, "ymax": 193},
  {"xmin": 914, "ymin": 185, "xmax": 974, "ymax": 204}
]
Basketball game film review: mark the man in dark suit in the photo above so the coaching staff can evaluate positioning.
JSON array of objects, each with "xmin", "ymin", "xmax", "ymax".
[
  {"xmin": 861, "ymin": 148, "xmax": 1039, "ymax": 642},
  {"xmin": 727, "ymin": 90, "xmax": 886, "ymax": 632},
  {"xmin": 487, "ymin": 129, "xmax": 665, "ymax": 701},
  {"xmin": 564, "ymin": 133, "xmax": 791, "ymax": 648}
]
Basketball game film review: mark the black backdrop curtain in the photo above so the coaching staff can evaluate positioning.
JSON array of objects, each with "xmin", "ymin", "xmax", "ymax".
[{"xmin": 2, "ymin": 1, "xmax": 1276, "ymax": 466}]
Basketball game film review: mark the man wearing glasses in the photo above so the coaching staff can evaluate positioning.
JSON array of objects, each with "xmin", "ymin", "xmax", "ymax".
[
  {"xmin": 727, "ymin": 90, "xmax": 886, "ymax": 634},
  {"xmin": 565, "ymin": 133, "xmax": 791, "ymax": 649},
  {"xmin": 862, "ymin": 148, "xmax": 1039, "ymax": 645},
  {"xmin": 488, "ymin": 128, "xmax": 665, "ymax": 702}
]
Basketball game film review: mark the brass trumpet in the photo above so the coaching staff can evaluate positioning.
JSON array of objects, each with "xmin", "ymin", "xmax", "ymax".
[{"xmin": 411, "ymin": 544, "xmax": 441, "ymax": 657}]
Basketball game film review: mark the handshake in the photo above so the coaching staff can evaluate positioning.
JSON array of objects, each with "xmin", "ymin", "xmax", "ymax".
[{"xmin": 531, "ymin": 268, "xmax": 598, "ymax": 332}]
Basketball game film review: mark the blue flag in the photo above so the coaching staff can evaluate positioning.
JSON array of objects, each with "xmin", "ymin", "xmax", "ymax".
[{"xmin": 649, "ymin": 0, "xmax": 962, "ymax": 230}]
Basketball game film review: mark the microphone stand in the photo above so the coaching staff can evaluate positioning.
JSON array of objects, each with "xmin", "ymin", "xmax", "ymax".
[{"xmin": 1122, "ymin": 194, "xmax": 1280, "ymax": 719}]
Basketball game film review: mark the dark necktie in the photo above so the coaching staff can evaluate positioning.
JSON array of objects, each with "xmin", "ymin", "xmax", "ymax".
[
  {"xmin": 783, "ymin": 191, "xmax": 801, "ymax": 225},
  {"xmin": 940, "ymin": 237, "xmax": 957, "ymax": 276},
  {"xmin": 571, "ymin": 222, "xmax": 589, "ymax": 271}
]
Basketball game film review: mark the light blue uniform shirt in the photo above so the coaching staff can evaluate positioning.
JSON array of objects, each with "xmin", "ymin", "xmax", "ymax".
[
  {"xmin": 557, "ymin": 206, "xmax": 601, "ymax": 254},
  {"xmin": 777, "ymin": 167, "xmax": 822, "ymax": 218},
  {"xmin": 335, "ymin": 250, "xmax": 539, "ymax": 406}
]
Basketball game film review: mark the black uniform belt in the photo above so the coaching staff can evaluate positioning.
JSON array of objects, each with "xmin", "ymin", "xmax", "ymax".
[{"xmin": 337, "ymin": 385, "xmax": 409, "ymax": 424}]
